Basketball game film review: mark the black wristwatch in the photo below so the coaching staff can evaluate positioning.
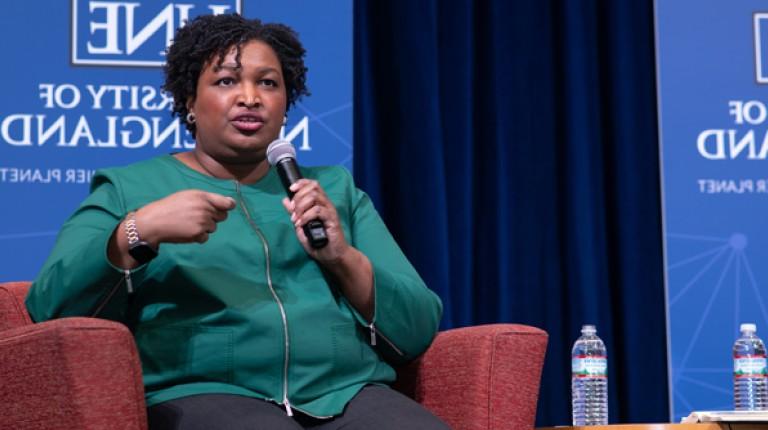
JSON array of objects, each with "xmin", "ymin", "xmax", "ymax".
[{"xmin": 125, "ymin": 211, "xmax": 158, "ymax": 264}]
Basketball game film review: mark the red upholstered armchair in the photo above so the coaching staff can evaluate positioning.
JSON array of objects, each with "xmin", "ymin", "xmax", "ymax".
[{"xmin": 0, "ymin": 281, "xmax": 548, "ymax": 430}]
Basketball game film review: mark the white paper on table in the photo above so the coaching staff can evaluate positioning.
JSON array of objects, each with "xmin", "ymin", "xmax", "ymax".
[{"xmin": 682, "ymin": 410, "xmax": 768, "ymax": 423}]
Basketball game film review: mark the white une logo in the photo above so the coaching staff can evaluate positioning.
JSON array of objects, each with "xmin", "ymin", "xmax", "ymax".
[
  {"xmin": 754, "ymin": 13, "xmax": 768, "ymax": 84},
  {"xmin": 71, "ymin": 0, "xmax": 241, "ymax": 67}
]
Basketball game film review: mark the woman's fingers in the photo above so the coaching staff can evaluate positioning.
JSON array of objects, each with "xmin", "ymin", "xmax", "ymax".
[{"xmin": 137, "ymin": 190, "xmax": 235, "ymax": 244}]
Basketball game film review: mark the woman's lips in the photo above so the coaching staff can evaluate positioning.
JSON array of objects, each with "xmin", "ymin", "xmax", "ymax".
[
  {"xmin": 231, "ymin": 114, "xmax": 264, "ymax": 132},
  {"xmin": 231, "ymin": 120, "xmax": 264, "ymax": 132}
]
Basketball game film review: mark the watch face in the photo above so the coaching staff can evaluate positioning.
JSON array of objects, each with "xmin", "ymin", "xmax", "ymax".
[{"xmin": 129, "ymin": 241, "xmax": 158, "ymax": 264}]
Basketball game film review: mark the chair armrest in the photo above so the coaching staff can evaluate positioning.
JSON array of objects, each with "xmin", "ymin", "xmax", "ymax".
[
  {"xmin": 0, "ymin": 281, "xmax": 33, "ymax": 331},
  {"xmin": 0, "ymin": 317, "xmax": 147, "ymax": 430},
  {"xmin": 395, "ymin": 323, "xmax": 548, "ymax": 430}
]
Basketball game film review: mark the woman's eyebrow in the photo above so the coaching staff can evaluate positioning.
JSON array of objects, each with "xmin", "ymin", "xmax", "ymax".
[
  {"xmin": 254, "ymin": 66, "xmax": 280, "ymax": 74},
  {"xmin": 213, "ymin": 63, "xmax": 241, "ymax": 72},
  {"xmin": 212, "ymin": 65, "xmax": 279, "ymax": 75}
]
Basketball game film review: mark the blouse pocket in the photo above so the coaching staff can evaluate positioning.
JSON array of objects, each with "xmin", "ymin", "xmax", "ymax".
[
  {"xmin": 136, "ymin": 324, "xmax": 234, "ymax": 388},
  {"xmin": 330, "ymin": 323, "xmax": 368, "ymax": 383}
]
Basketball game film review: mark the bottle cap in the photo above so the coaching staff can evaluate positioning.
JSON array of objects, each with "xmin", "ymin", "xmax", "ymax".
[
  {"xmin": 740, "ymin": 323, "xmax": 757, "ymax": 333},
  {"xmin": 581, "ymin": 324, "xmax": 596, "ymax": 334}
]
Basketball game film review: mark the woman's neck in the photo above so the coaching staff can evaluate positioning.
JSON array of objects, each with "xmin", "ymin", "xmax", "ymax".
[{"xmin": 175, "ymin": 150, "xmax": 271, "ymax": 184}]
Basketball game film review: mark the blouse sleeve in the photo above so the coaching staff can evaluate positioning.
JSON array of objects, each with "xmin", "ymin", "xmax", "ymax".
[
  {"xmin": 26, "ymin": 171, "xmax": 146, "ymax": 323},
  {"xmin": 339, "ymin": 168, "xmax": 443, "ymax": 364}
]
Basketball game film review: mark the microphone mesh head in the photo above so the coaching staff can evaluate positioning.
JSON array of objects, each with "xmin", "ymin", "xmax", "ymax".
[{"xmin": 266, "ymin": 139, "xmax": 296, "ymax": 166}]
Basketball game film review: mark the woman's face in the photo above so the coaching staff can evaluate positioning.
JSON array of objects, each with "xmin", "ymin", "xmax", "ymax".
[{"xmin": 189, "ymin": 39, "xmax": 287, "ymax": 164}]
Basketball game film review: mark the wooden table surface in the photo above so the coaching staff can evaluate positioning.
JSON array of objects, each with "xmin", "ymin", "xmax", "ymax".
[{"xmin": 537, "ymin": 423, "xmax": 768, "ymax": 430}]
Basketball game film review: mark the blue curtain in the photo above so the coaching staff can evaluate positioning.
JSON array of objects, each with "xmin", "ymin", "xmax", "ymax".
[{"xmin": 354, "ymin": 0, "xmax": 668, "ymax": 426}]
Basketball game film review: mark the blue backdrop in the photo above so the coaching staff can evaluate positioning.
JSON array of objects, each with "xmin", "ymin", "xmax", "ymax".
[
  {"xmin": 0, "ymin": 0, "xmax": 352, "ymax": 283},
  {"xmin": 656, "ymin": 0, "xmax": 768, "ymax": 421}
]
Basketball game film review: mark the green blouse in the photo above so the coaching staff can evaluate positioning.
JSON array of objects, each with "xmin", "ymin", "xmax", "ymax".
[{"xmin": 26, "ymin": 155, "xmax": 442, "ymax": 417}]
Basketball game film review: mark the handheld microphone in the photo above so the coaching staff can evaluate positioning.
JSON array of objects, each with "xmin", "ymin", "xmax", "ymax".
[{"xmin": 266, "ymin": 139, "xmax": 329, "ymax": 249}]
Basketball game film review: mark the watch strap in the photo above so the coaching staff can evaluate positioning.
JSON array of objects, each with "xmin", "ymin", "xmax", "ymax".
[
  {"xmin": 125, "ymin": 212, "xmax": 141, "ymax": 246},
  {"xmin": 125, "ymin": 211, "xmax": 158, "ymax": 263}
]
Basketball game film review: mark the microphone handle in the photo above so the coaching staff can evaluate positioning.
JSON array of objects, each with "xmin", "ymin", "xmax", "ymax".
[{"xmin": 276, "ymin": 159, "xmax": 329, "ymax": 249}]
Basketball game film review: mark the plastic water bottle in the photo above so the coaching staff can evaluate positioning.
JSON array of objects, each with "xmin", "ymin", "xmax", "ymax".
[
  {"xmin": 733, "ymin": 323, "xmax": 768, "ymax": 410},
  {"xmin": 572, "ymin": 324, "xmax": 608, "ymax": 426}
]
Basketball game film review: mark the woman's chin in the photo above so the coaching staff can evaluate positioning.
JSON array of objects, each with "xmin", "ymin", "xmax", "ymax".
[{"xmin": 218, "ymin": 146, "xmax": 269, "ymax": 165}]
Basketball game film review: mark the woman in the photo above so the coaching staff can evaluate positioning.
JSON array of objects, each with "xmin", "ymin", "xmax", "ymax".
[{"xmin": 26, "ymin": 13, "xmax": 447, "ymax": 430}]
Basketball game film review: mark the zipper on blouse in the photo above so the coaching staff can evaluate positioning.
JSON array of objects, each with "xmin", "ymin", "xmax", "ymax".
[
  {"xmin": 90, "ymin": 270, "xmax": 131, "ymax": 317},
  {"xmin": 367, "ymin": 318, "xmax": 403, "ymax": 357},
  {"xmin": 124, "ymin": 269, "xmax": 134, "ymax": 294},
  {"xmin": 368, "ymin": 322, "xmax": 377, "ymax": 346},
  {"xmin": 366, "ymin": 315, "xmax": 403, "ymax": 357},
  {"xmin": 374, "ymin": 327, "xmax": 405, "ymax": 357},
  {"xmin": 235, "ymin": 181, "xmax": 294, "ymax": 417}
]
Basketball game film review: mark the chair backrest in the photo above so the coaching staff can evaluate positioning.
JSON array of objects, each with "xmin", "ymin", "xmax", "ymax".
[
  {"xmin": 0, "ymin": 281, "xmax": 32, "ymax": 331},
  {"xmin": 0, "ymin": 281, "xmax": 149, "ymax": 429},
  {"xmin": 395, "ymin": 323, "xmax": 548, "ymax": 430}
]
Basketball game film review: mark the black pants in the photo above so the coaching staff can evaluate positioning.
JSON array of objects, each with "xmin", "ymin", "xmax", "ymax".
[{"xmin": 147, "ymin": 385, "xmax": 451, "ymax": 430}]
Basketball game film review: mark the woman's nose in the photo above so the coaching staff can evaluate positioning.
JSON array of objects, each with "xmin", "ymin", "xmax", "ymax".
[{"xmin": 238, "ymin": 85, "xmax": 260, "ymax": 107}]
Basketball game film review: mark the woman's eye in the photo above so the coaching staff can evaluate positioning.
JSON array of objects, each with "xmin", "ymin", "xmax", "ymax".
[
  {"xmin": 216, "ymin": 78, "xmax": 235, "ymax": 86},
  {"xmin": 261, "ymin": 79, "xmax": 278, "ymax": 87}
]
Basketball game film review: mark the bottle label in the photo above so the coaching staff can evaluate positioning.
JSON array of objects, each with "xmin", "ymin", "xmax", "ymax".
[
  {"xmin": 734, "ymin": 354, "xmax": 768, "ymax": 378},
  {"xmin": 572, "ymin": 355, "xmax": 607, "ymax": 378}
]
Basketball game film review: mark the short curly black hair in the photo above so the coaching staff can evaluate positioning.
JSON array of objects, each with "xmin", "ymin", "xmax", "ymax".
[{"xmin": 163, "ymin": 14, "xmax": 310, "ymax": 135}]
